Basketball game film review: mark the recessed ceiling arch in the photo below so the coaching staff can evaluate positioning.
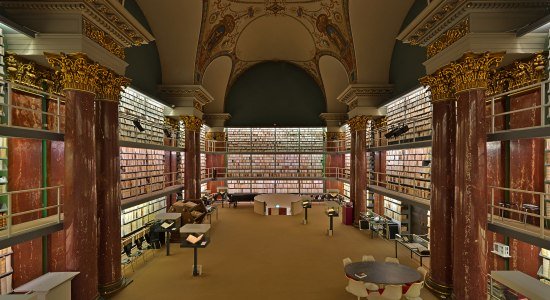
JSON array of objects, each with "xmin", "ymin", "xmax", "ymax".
[
  {"xmin": 319, "ymin": 54, "xmax": 348, "ymax": 113},
  {"xmin": 202, "ymin": 55, "xmax": 233, "ymax": 113}
]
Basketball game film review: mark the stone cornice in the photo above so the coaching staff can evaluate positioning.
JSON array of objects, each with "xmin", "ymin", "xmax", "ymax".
[
  {"xmin": 398, "ymin": 0, "xmax": 550, "ymax": 47},
  {"xmin": 203, "ymin": 113, "xmax": 231, "ymax": 121},
  {"xmin": 319, "ymin": 113, "xmax": 348, "ymax": 122},
  {"xmin": 0, "ymin": 0, "xmax": 154, "ymax": 47},
  {"xmin": 158, "ymin": 85, "xmax": 214, "ymax": 106},
  {"xmin": 337, "ymin": 84, "xmax": 393, "ymax": 107}
]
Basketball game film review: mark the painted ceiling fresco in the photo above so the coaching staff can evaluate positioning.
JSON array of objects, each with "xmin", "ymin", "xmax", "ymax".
[{"xmin": 195, "ymin": 0, "xmax": 357, "ymax": 89}]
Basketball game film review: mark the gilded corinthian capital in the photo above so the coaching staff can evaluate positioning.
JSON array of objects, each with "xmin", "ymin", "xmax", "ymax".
[
  {"xmin": 96, "ymin": 68, "xmax": 131, "ymax": 102},
  {"xmin": 45, "ymin": 52, "xmax": 103, "ymax": 94},
  {"xmin": 347, "ymin": 115, "xmax": 370, "ymax": 131},
  {"xmin": 444, "ymin": 52, "xmax": 504, "ymax": 93},
  {"xmin": 419, "ymin": 70, "xmax": 454, "ymax": 103},
  {"xmin": 181, "ymin": 116, "xmax": 203, "ymax": 131}
]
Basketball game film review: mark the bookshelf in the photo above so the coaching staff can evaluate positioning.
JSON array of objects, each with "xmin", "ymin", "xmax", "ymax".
[
  {"xmin": 344, "ymin": 153, "xmax": 351, "ymax": 179},
  {"xmin": 343, "ymin": 124, "xmax": 351, "ymax": 151},
  {"xmin": 385, "ymin": 87, "xmax": 432, "ymax": 142},
  {"xmin": 119, "ymin": 87, "xmax": 167, "ymax": 145},
  {"xmin": 225, "ymin": 128, "xmax": 325, "ymax": 153},
  {"xmin": 0, "ymin": 247, "xmax": 12, "ymax": 295},
  {"xmin": 121, "ymin": 196, "xmax": 166, "ymax": 238},
  {"xmin": 0, "ymin": 137, "xmax": 7, "ymax": 226},
  {"xmin": 539, "ymin": 248, "xmax": 550, "ymax": 285},
  {"xmin": 545, "ymin": 139, "xmax": 549, "ymax": 229},
  {"xmin": 384, "ymin": 196, "xmax": 410, "ymax": 234},
  {"xmin": 226, "ymin": 179, "xmax": 323, "ymax": 194},
  {"xmin": 343, "ymin": 182, "xmax": 350, "ymax": 198},
  {"xmin": 385, "ymin": 148, "xmax": 432, "ymax": 200},
  {"xmin": 120, "ymin": 147, "xmax": 165, "ymax": 199},
  {"xmin": 177, "ymin": 151, "xmax": 185, "ymax": 185},
  {"xmin": 275, "ymin": 180, "xmax": 300, "ymax": 193},
  {"xmin": 365, "ymin": 190, "xmax": 374, "ymax": 209},
  {"xmin": 300, "ymin": 180, "xmax": 323, "ymax": 194}
]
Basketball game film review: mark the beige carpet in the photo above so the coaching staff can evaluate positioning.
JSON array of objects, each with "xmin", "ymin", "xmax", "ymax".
[{"xmin": 112, "ymin": 203, "xmax": 437, "ymax": 300}]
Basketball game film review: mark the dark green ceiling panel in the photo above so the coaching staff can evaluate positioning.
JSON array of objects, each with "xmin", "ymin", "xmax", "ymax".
[{"xmin": 225, "ymin": 61, "xmax": 326, "ymax": 127}]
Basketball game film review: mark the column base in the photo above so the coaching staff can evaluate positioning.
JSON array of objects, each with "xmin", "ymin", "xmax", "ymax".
[
  {"xmin": 425, "ymin": 276, "xmax": 452, "ymax": 298},
  {"xmin": 99, "ymin": 276, "xmax": 132, "ymax": 297}
]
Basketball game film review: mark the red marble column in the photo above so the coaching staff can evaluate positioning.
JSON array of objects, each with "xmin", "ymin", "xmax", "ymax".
[
  {"xmin": 373, "ymin": 151, "xmax": 386, "ymax": 215},
  {"xmin": 426, "ymin": 98, "xmax": 456, "ymax": 297},
  {"xmin": 183, "ymin": 116, "xmax": 202, "ymax": 199},
  {"xmin": 348, "ymin": 116, "xmax": 369, "ymax": 224},
  {"xmin": 95, "ymin": 99, "xmax": 125, "ymax": 296}
]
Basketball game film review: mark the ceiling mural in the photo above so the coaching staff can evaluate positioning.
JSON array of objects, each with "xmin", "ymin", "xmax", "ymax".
[{"xmin": 195, "ymin": 0, "xmax": 357, "ymax": 89}]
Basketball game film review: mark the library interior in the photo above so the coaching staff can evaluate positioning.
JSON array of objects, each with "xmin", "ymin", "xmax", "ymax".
[{"xmin": 0, "ymin": 0, "xmax": 548, "ymax": 299}]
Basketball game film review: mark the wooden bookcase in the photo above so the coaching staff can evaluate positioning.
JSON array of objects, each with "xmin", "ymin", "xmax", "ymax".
[
  {"xmin": 120, "ymin": 147, "xmax": 165, "ymax": 199},
  {"xmin": 119, "ymin": 88, "xmax": 165, "ymax": 145},
  {"xmin": 385, "ymin": 87, "xmax": 432, "ymax": 141},
  {"xmin": 384, "ymin": 196, "xmax": 410, "ymax": 234},
  {"xmin": 385, "ymin": 148, "xmax": 431, "ymax": 200},
  {"xmin": 343, "ymin": 182, "xmax": 350, "ymax": 198},
  {"xmin": 120, "ymin": 197, "xmax": 166, "ymax": 238}
]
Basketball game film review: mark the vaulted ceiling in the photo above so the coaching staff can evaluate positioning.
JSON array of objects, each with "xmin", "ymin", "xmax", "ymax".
[{"xmin": 135, "ymin": 0, "xmax": 414, "ymax": 114}]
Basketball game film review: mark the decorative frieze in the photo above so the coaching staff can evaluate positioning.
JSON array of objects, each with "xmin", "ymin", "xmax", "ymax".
[
  {"xmin": 83, "ymin": 18, "xmax": 126, "ymax": 59},
  {"xmin": 426, "ymin": 18, "xmax": 469, "ymax": 59},
  {"xmin": 347, "ymin": 115, "xmax": 370, "ymax": 131},
  {"xmin": 486, "ymin": 52, "xmax": 548, "ymax": 96},
  {"xmin": 444, "ymin": 52, "xmax": 504, "ymax": 93},
  {"xmin": 95, "ymin": 67, "xmax": 131, "ymax": 102},
  {"xmin": 45, "ymin": 52, "xmax": 103, "ymax": 94},
  {"xmin": 4, "ymin": 52, "xmax": 64, "ymax": 95},
  {"xmin": 181, "ymin": 115, "xmax": 203, "ymax": 131}
]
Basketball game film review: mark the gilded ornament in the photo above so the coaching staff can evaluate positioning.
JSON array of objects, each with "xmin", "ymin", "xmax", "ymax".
[
  {"xmin": 486, "ymin": 52, "xmax": 548, "ymax": 96},
  {"xmin": 419, "ymin": 69, "xmax": 454, "ymax": 102},
  {"xmin": 45, "ymin": 52, "xmax": 103, "ymax": 94},
  {"xmin": 205, "ymin": 132, "xmax": 226, "ymax": 141},
  {"xmin": 95, "ymin": 68, "xmax": 131, "ymax": 102},
  {"xmin": 181, "ymin": 115, "xmax": 203, "ymax": 131},
  {"xmin": 5, "ymin": 53, "xmax": 64, "ymax": 95},
  {"xmin": 373, "ymin": 116, "xmax": 387, "ymax": 130},
  {"xmin": 83, "ymin": 19, "xmax": 126, "ymax": 60},
  {"xmin": 164, "ymin": 117, "xmax": 179, "ymax": 130},
  {"xmin": 193, "ymin": 100, "xmax": 203, "ymax": 112},
  {"xmin": 444, "ymin": 52, "xmax": 504, "ymax": 93},
  {"xmin": 347, "ymin": 115, "xmax": 370, "ymax": 131},
  {"xmin": 325, "ymin": 132, "xmax": 343, "ymax": 141},
  {"xmin": 427, "ymin": 18, "xmax": 469, "ymax": 59}
]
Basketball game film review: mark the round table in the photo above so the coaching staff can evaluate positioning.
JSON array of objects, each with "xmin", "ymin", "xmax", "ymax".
[{"xmin": 344, "ymin": 262, "xmax": 421, "ymax": 285}]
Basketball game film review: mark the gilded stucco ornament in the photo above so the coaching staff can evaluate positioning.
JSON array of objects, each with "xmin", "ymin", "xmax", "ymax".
[
  {"xmin": 419, "ymin": 69, "xmax": 454, "ymax": 102},
  {"xmin": 45, "ymin": 52, "xmax": 103, "ymax": 94},
  {"xmin": 205, "ymin": 132, "xmax": 226, "ymax": 141},
  {"xmin": 83, "ymin": 18, "xmax": 126, "ymax": 59},
  {"xmin": 373, "ymin": 116, "xmax": 387, "ymax": 131},
  {"xmin": 347, "ymin": 115, "xmax": 370, "ymax": 131},
  {"xmin": 486, "ymin": 52, "xmax": 548, "ymax": 96},
  {"xmin": 5, "ymin": 53, "xmax": 64, "ymax": 95},
  {"xmin": 444, "ymin": 52, "xmax": 504, "ymax": 93},
  {"xmin": 181, "ymin": 116, "xmax": 203, "ymax": 131},
  {"xmin": 95, "ymin": 68, "xmax": 131, "ymax": 102},
  {"xmin": 426, "ymin": 18, "xmax": 469, "ymax": 59}
]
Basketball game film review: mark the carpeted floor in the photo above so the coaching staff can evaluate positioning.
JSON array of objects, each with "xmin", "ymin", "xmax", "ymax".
[{"xmin": 112, "ymin": 203, "xmax": 437, "ymax": 300}]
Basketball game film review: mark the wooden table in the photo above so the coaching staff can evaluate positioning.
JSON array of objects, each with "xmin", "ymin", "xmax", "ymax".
[{"xmin": 344, "ymin": 262, "xmax": 421, "ymax": 285}]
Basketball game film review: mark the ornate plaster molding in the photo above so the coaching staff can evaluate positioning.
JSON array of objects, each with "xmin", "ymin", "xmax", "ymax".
[
  {"xmin": 398, "ymin": 0, "xmax": 550, "ymax": 47},
  {"xmin": 337, "ymin": 84, "xmax": 393, "ymax": 108},
  {"xmin": 180, "ymin": 115, "xmax": 203, "ymax": 132},
  {"xmin": 205, "ymin": 132, "xmax": 226, "ymax": 141},
  {"xmin": 0, "ymin": 0, "xmax": 154, "ymax": 47},
  {"xmin": 159, "ymin": 85, "xmax": 214, "ymax": 109},
  {"xmin": 347, "ymin": 115, "xmax": 371, "ymax": 131},
  {"xmin": 486, "ymin": 52, "xmax": 548, "ymax": 96},
  {"xmin": 83, "ymin": 18, "xmax": 125, "ymax": 59},
  {"xmin": 95, "ymin": 67, "xmax": 131, "ymax": 101},
  {"xmin": 444, "ymin": 52, "xmax": 504, "ymax": 93},
  {"xmin": 426, "ymin": 17, "xmax": 469, "ymax": 59},
  {"xmin": 319, "ymin": 113, "xmax": 348, "ymax": 123},
  {"xmin": 325, "ymin": 131, "xmax": 346, "ymax": 141},
  {"xmin": 45, "ymin": 52, "xmax": 103, "ymax": 94},
  {"xmin": 4, "ymin": 52, "xmax": 64, "ymax": 96},
  {"xmin": 419, "ymin": 69, "xmax": 454, "ymax": 103}
]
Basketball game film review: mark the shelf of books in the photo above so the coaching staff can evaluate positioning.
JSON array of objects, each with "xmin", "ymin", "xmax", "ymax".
[
  {"xmin": 226, "ymin": 179, "xmax": 323, "ymax": 194},
  {"xmin": 539, "ymin": 248, "xmax": 550, "ymax": 285},
  {"xmin": 384, "ymin": 196, "xmax": 410, "ymax": 234},
  {"xmin": 200, "ymin": 152, "xmax": 206, "ymax": 180},
  {"xmin": 344, "ymin": 153, "xmax": 351, "ymax": 180},
  {"xmin": 119, "ymin": 87, "xmax": 167, "ymax": 145},
  {"xmin": 365, "ymin": 190, "xmax": 374, "ymax": 209},
  {"xmin": 225, "ymin": 128, "xmax": 325, "ymax": 153},
  {"xmin": 177, "ymin": 151, "xmax": 185, "ymax": 185},
  {"xmin": 226, "ymin": 154, "xmax": 323, "ymax": 179},
  {"xmin": 343, "ymin": 182, "xmax": 350, "ymax": 198},
  {"xmin": 385, "ymin": 87, "xmax": 432, "ymax": 142},
  {"xmin": 121, "ymin": 196, "xmax": 166, "ymax": 238},
  {"xmin": 0, "ymin": 137, "xmax": 7, "ymax": 225},
  {"xmin": 0, "ymin": 246, "xmax": 12, "ymax": 295},
  {"xmin": 120, "ymin": 147, "xmax": 165, "ymax": 199},
  {"xmin": 385, "ymin": 148, "xmax": 432, "ymax": 200},
  {"xmin": 343, "ymin": 124, "xmax": 351, "ymax": 151}
]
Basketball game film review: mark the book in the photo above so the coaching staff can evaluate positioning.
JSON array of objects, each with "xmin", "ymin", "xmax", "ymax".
[
  {"xmin": 160, "ymin": 222, "xmax": 173, "ymax": 229},
  {"xmin": 186, "ymin": 234, "xmax": 204, "ymax": 244},
  {"xmin": 355, "ymin": 273, "xmax": 367, "ymax": 279}
]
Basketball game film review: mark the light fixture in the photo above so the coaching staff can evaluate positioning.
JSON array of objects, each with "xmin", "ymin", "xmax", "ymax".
[
  {"xmin": 384, "ymin": 126, "xmax": 400, "ymax": 139},
  {"xmin": 392, "ymin": 124, "xmax": 409, "ymax": 138},
  {"xmin": 133, "ymin": 119, "xmax": 145, "ymax": 132}
]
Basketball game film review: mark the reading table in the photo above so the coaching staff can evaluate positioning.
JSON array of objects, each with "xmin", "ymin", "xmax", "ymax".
[
  {"xmin": 344, "ymin": 262, "xmax": 420, "ymax": 285},
  {"xmin": 155, "ymin": 212, "xmax": 181, "ymax": 256},
  {"xmin": 180, "ymin": 224, "xmax": 212, "ymax": 276}
]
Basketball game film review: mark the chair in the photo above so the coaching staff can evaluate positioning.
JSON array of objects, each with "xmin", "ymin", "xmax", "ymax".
[
  {"xmin": 417, "ymin": 267, "xmax": 428, "ymax": 282},
  {"xmin": 403, "ymin": 282, "xmax": 423, "ymax": 300},
  {"xmin": 345, "ymin": 279, "xmax": 369, "ymax": 300},
  {"xmin": 367, "ymin": 285, "xmax": 403, "ymax": 300},
  {"xmin": 362, "ymin": 255, "xmax": 375, "ymax": 262},
  {"xmin": 384, "ymin": 257, "xmax": 400, "ymax": 264},
  {"xmin": 121, "ymin": 241, "xmax": 135, "ymax": 276},
  {"xmin": 343, "ymin": 257, "xmax": 352, "ymax": 267}
]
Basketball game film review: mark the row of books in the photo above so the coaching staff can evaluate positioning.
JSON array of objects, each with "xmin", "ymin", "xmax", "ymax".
[
  {"xmin": 0, "ymin": 246, "xmax": 12, "ymax": 295},
  {"xmin": 120, "ymin": 197, "xmax": 166, "ymax": 237},
  {"xmin": 121, "ymin": 183, "xmax": 164, "ymax": 199}
]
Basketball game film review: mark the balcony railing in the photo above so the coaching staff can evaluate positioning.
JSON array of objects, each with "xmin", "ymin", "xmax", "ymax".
[
  {"xmin": 203, "ymin": 139, "xmax": 350, "ymax": 153},
  {"xmin": 488, "ymin": 186, "xmax": 550, "ymax": 240},
  {"xmin": 0, "ymin": 185, "xmax": 63, "ymax": 239},
  {"xmin": 324, "ymin": 167, "xmax": 350, "ymax": 181},
  {"xmin": 367, "ymin": 171, "xmax": 431, "ymax": 204}
]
